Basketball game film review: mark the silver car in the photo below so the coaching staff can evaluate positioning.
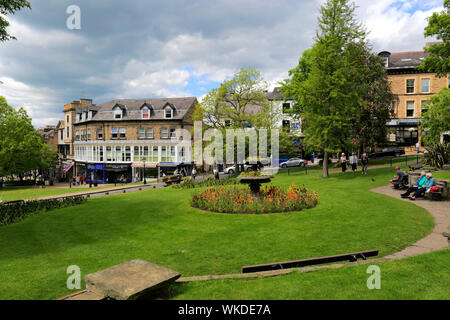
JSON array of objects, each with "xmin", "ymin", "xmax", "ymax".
[{"xmin": 280, "ymin": 158, "xmax": 306, "ymax": 168}]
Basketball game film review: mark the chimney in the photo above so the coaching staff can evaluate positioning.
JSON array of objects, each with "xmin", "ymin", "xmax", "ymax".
[{"xmin": 80, "ymin": 99, "xmax": 93, "ymax": 109}]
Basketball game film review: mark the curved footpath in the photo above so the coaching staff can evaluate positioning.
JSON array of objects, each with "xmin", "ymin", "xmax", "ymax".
[{"xmin": 178, "ymin": 185, "xmax": 450, "ymax": 282}]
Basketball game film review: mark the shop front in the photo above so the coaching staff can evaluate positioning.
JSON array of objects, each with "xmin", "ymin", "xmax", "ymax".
[
  {"xmin": 86, "ymin": 163, "xmax": 106, "ymax": 184},
  {"xmin": 104, "ymin": 164, "xmax": 132, "ymax": 184}
]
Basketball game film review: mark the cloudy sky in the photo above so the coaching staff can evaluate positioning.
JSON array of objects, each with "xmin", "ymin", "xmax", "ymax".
[{"xmin": 0, "ymin": 0, "xmax": 444, "ymax": 127}]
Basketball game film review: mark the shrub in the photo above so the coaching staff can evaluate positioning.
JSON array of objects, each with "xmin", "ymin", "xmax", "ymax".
[
  {"xmin": 0, "ymin": 196, "xmax": 86, "ymax": 226},
  {"xmin": 191, "ymin": 183, "xmax": 319, "ymax": 214},
  {"xmin": 424, "ymin": 142, "xmax": 450, "ymax": 168},
  {"xmin": 173, "ymin": 176, "xmax": 240, "ymax": 189}
]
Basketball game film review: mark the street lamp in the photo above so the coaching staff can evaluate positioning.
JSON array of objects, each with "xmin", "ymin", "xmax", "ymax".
[{"xmin": 143, "ymin": 157, "xmax": 147, "ymax": 185}]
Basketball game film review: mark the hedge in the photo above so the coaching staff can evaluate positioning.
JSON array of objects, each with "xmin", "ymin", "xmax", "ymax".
[{"xmin": 0, "ymin": 196, "xmax": 87, "ymax": 226}]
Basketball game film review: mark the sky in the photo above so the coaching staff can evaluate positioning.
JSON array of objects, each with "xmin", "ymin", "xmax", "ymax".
[{"xmin": 0, "ymin": 0, "xmax": 444, "ymax": 128}]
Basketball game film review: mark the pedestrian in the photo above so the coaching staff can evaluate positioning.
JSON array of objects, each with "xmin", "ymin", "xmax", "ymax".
[
  {"xmin": 416, "ymin": 142, "xmax": 420, "ymax": 153},
  {"xmin": 213, "ymin": 168, "xmax": 219, "ymax": 180},
  {"xmin": 361, "ymin": 153, "xmax": 369, "ymax": 175},
  {"xmin": 191, "ymin": 167, "xmax": 197, "ymax": 180},
  {"xmin": 339, "ymin": 153, "xmax": 347, "ymax": 173},
  {"xmin": 349, "ymin": 152, "xmax": 358, "ymax": 173},
  {"xmin": 76, "ymin": 175, "xmax": 80, "ymax": 186}
]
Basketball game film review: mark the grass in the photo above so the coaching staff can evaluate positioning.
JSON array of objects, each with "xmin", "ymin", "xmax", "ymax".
[
  {"xmin": 0, "ymin": 167, "xmax": 434, "ymax": 299},
  {"xmin": 432, "ymin": 170, "xmax": 450, "ymax": 180},
  {"xmin": 0, "ymin": 182, "xmax": 148, "ymax": 202},
  {"xmin": 166, "ymin": 248, "xmax": 450, "ymax": 300}
]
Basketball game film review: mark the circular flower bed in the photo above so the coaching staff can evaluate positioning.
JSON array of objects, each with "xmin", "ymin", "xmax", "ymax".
[{"xmin": 191, "ymin": 183, "xmax": 319, "ymax": 214}]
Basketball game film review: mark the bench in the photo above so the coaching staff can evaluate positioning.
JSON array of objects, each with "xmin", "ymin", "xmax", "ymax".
[
  {"xmin": 1, "ymin": 200, "xmax": 25, "ymax": 206},
  {"xmin": 160, "ymin": 175, "xmax": 182, "ymax": 185},
  {"xmin": 393, "ymin": 175, "xmax": 409, "ymax": 190},
  {"xmin": 426, "ymin": 180, "xmax": 448, "ymax": 201},
  {"xmin": 241, "ymin": 249, "xmax": 379, "ymax": 273}
]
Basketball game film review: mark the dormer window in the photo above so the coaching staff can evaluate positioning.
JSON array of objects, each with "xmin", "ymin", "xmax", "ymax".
[
  {"xmin": 82, "ymin": 112, "xmax": 86, "ymax": 122},
  {"xmin": 165, "ymin": 107, "xmax": 173, "ymax": 119},
  {"xmin": 88, "ymin": 111, "xmax": 92, "ymax": 120},
  {"xmin": 142, "ymin": 107, "xmax": 150, "ymax": 119},
  {"xmin": 113, "ymin": 107, "xmax": 122, "ymax": 120}
]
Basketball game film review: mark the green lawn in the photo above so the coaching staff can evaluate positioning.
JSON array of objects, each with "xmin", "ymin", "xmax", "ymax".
[
  {"xmin": 0, "ymin": 182, "xmax": 148, "ymax": 202},
  {"xmin": 166, "ymin": 248, "xmax": 450, "ymax": 300},
  {"xmin": 0, "ymin": 167, "xmax": 434, "ymax": 299},
  {"xmin": 432, "ymin": 171, "xmax": 450, "ymax": 180}
]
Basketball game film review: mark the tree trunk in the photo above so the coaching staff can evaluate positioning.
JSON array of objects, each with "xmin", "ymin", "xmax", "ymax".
[{"xmin": 322, "ymin": 150, "xmax": 329, "ymax": 178}]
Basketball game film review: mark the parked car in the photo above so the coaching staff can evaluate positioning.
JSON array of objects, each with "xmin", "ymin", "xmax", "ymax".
[
  {"xmin": 369, "ymin": 147, "xmax": 405, "ymax": 159},
  {"xmin": 279, "ymin": 158, "xmax": 307, "ymax": 168},
  {"xmin": 224, "ymin": 161, "xmax": 264, "ymax": 174}
]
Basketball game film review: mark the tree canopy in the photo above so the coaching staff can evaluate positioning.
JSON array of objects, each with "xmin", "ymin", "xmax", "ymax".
[
  {"xmin": 418, "ymin": 0, "xmax": 450, "ymax": 77},
  {"xmin": 0, "ymin": 0, "xmax": 31, "ymax": 42},
  {"xmin": 0, "ymin": 96, "xmax": 57, "ymax": 180},
  {"xmin": 420, "ymin": 88, "xmax": 450, "ymax": 144}
]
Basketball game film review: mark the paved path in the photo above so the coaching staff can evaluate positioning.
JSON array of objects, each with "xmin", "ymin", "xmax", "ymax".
[{"xmin": 177, "ymin": 184, "xmax": 449, "ymax": 282}]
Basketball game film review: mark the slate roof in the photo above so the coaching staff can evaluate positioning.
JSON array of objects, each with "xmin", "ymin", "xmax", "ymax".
[
  {"xmin": 75, "ymin": 97, "xmax": 197, "ymax": 122},
  {"xmin": 379, "ymin": 51, "xmax": 430, "ymax": 70}
]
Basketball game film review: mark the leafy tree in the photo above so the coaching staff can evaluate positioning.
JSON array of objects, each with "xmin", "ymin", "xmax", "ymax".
[
  {"xmin": 0, "ymin": 96, "xmax": 57, "ymax": 183},
  {"xmin": 0, "ymin": 0, "xmax": 31, "ymax": 42},
  {"xmin": 194, "ymin": 68, "xmax": 286, "ymax": 174},
  {"xmin": 420, "ymin": 88, "xmax": 450, "ymax": 144},
  {"xmin": 418, "ymin": 0, "xmax": 450, "ymax": 77},
  {"xmin": 282, "ymin": 0, "xmax": 369, "ymax": 178}
]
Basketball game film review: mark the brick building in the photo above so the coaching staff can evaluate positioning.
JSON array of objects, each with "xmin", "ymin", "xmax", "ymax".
[
  {"xmin": 65, "ymin": 97, "xmax": 198, "ymax": 184},
  {"xmin": 378, "ymin": 48, "xmax": 449, "ymax": 147}
]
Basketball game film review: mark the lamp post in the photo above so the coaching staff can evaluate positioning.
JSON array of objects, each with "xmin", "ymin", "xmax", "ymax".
[{"xmin": 143, "ymin": 157, "xmax": 147, "ymax": 185}]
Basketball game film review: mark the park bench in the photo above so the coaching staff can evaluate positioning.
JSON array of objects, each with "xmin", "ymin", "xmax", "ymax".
[
  {"xmin": 425, "ymin": 179, "xmax": 448, "ymax": 201},
  {"xmin": 393, "ymin": 174, "xmax": 409, "ymax": 190},
  {"xmin": 1, "ymin": 200, "xmax": 25, "ymax": 206},
  {"xmin": 160, "ymin": 174, "xmax": 182, "ymax": 185},
  {"xmin": 241, "ymin": 249, "xmax": 379, "ymax": 273}
]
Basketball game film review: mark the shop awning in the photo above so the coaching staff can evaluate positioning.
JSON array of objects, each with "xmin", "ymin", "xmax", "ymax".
[{"xmin": 63, "ymin": 162, "xmax": 73, "ymax": 173}]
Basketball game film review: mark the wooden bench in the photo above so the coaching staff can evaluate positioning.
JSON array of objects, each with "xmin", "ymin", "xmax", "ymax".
[
  {"xmin": 426, "ymin": 180, "xmax": 448, "ymax": 201},
  {"xmin": 160, "ymin": 174, "xmax": 182, "ymax": 185},
  {"xmin": 241, "ymin": 249, "xmax": 379, "ymax": 273}
]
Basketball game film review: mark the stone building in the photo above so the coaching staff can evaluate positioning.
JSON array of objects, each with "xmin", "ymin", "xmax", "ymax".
[
  {"xmin": 67, "ymin": 97, "xmax": 198, "ymax": 184},
  {"xmin": 378, "ymin": 47, "xmax": 449, "ymax": 147}
]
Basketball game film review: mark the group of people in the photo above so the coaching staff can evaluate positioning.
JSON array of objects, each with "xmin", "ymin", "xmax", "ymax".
[
  {"xmin": 339, "ymin": 152, "xmax": 369, "ymax": 174},
  {"xmin": 174, "ymin": 167, "xmax": 197, "ymax": 180},
  {"xmin": 390, "ymin": 167, "xmax": 436, "ymax": 200},
  {"xmin": 72, "ymin": 175, "xmax": 86, "ymax": 185}
]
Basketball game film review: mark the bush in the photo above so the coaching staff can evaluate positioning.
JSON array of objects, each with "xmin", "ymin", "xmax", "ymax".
[
  {"xmin": 0, "ymin": 196, "xmax": 86, "ymax": 226},
  {"xmin": 424, "ymin": 142, "xmax": 450, "ymax": 168},
  {"xmin": 191, "ymin": 183, "xmax": 319, "ymax": 214},
  {"xmin": 172, "ymin": 176, "xmax": 240, "ymax": 189}
]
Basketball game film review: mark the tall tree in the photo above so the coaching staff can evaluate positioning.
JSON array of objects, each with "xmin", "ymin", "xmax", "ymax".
[
  {"xmin": 194, "ymin": 68, "xmax": 284, "ymax": 174},
  {"xmin": 282, "ymin": 0, "xmax": 368, "ymax": 178},
  {"xmin": 0, "ymin": 0, "xmax": 31, "ymax": 42},
  {"xmin": 420, "ymin": 88, "xmax": 450, "ymax": 144},
  {"xmin": 418, "ymin": 0, "xmax": 450, "ymax": 77},
  {"xmin": 0, "ymin": 96, "xmax": 56, "ymax": 182}
]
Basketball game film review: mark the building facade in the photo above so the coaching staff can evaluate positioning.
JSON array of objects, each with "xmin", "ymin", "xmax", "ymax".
[
  {"xmin": 70, "ymin": 97, "xmax": 198, "ymax": 183},
  {"xmin": 379, "ymin": 49, "xmax": 449, "ymax": 146}
]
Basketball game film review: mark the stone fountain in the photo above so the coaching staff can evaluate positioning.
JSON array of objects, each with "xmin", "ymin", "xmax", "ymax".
[{"xmin": 238, "ymin": 174, "xmax": 274, "ymax": 196}]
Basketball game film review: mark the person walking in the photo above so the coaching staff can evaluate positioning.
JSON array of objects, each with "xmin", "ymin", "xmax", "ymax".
[
  {"xmin": 349, "ymin": 152, "xmax": 358, "ymax": 173},
  {"xmin": 339, "ymin": 153, "xmax": 347, "ymax": 173},
  {"xmin": 361, "ymin": 153, "xmax": 369, "ymax": 175},
  {"xmin": 416, "ymin": 142, "xmax": 420, "ymax": 154},
  {"xmin": 191, "ymin": 167, "xmax": 197, "ymax": 180}
]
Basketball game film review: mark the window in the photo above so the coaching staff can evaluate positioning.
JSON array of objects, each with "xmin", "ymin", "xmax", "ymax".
[
  {"xmin": 82, "ymin": 112, "xmax": 86, "ymax": 122},
  {"xmin": 161, "ymin": 146, "xmax": 168, "ymax": 162},
  {"xmin": 406, "ymin": 79, "xmax": 415, "ymax": 93},
  {"xmin": 170, "ymin": 146, "xmax": 176, "ymax": 161},
  {"xmin": 406, "ymin": 101, "xmax": 415, "ymax": 117},
  {"xmin": 421, "ymin": 100, "xmax": 429, "ymax": 115},
  {"xmin": 282, "ymin": 120, "xmax": 290, "ymax": 132},
  {"xmin": 421, "ymin": 78, "xmax": 430, "ymax": 93},
  {"xmin": 161, "ymin": 127, "xmax": 169, "ymax": 139},
  {"xmin": 282, "ymin": 103, "xmax": 291, "ymax": 113},
  {"xmin": 164, "ymin": 107, "xmax": 173, "ymax": 119},
  {"xmin": 67, "ymin": 115, "xmax": 69, "ymax": 123},
  {"xmin": 152, "ymin": 146, "xmax": 159, "ymax": 162},
  {"xmin": 119, "ymin": 128, "xmax": 126, "ymax": 139},
  {"xmin": 139, "ymin": 127, "xmax": 145, "ymax": 139},
  {"xmin": 81, "ymin": 130, "xmax": 86, "ymax": 140},
  {"xmin": 383, "ymin": 57, "xmax": 389, "ymax": 68},
  {"xmin": 87, "ymin": 129, "xmax": 91, "ymax": 140},
  {"xmin": 66, "ymin": 127, "xmax": 70, "ymax": 138},
  {"xmin": 88, "ymin": 111, "xmax": 92, "ymax": 120},
  {"xmin": 391, "ymin": 102, "xmax": 396, "ymax": 116},
  {"xmin": 97, "ymin": 128, "xmax": 103, "ymax": 140},
  {"xmin": 111, "ymin": 128, "xmax": 118, "ymax": 139},
  {"xmin": 106, "ymin": 146, "xmax": 112, "ymax": 161},
  {"xmin": 142, "ymin": 107, "xmax": 150, "ymax": 119},
  {"xmin": 113, "ymin": 107, "xmax": 122, "ymax": 120},
  {"xmin": 75, "ymin": 130, "xmax": 80, "ymax": 141},
  {"xmin": 147, "ymin": 128, "xmax": 154, "ymax": 139},
  {"xmin": 60, "ymin": 130, "xmax": 63, "ymax": 140},
  {"xmin": 170, "ymin": 128, "xmax": 176, "ymax": 139}
]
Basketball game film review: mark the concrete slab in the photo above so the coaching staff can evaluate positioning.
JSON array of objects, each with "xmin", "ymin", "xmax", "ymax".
[{"xmin": 84, "ymin": 259, "xmax": 180, "ymax": 300}]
